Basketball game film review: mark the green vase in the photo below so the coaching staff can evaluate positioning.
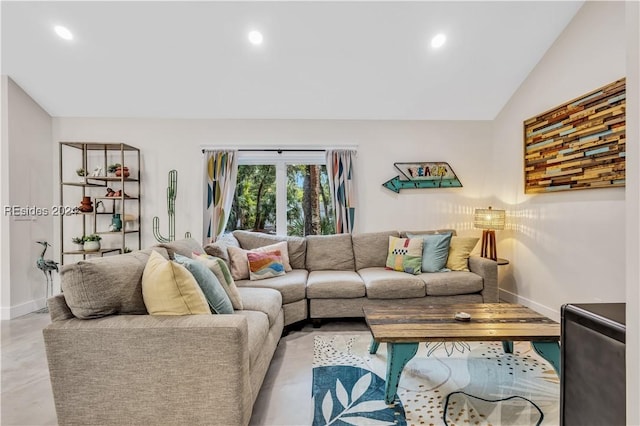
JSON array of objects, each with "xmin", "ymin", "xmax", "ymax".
[{"xmin": 111, "ymin": 214, "xmax": 122, "ymax": 232}]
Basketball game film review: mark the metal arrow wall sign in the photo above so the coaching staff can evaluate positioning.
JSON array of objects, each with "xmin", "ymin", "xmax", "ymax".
[{"xmin": 382, "ymin": 162, "xmax": 463, "ymax": 193}]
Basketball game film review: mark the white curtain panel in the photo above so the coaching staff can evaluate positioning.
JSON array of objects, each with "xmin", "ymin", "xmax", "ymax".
[{"xmin": 203, "ymin": 150, "xmax": 238, "ymax": 244}]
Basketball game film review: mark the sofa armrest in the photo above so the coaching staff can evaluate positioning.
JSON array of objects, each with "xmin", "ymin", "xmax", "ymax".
[
  {"xmin": 468, "ymin": 256, "xmax": 498, "ymax": 302},
  {"xmin": 43, "ymin": 314, "xmax": 253, "ymax": 426}
]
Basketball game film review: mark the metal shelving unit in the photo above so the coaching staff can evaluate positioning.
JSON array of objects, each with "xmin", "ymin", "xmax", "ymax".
[{"xmin": 59, "ymin": 142, "xmax": 141, "ymax": 264}]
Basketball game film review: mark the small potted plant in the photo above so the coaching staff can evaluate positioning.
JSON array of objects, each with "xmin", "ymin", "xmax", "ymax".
[
  {"xmin": 83, "ymin": 234, "xmax": 102, "ymax": 252},
  {"xmin": 71, "ymin": 236, "xmax": 85, "ymax": 250},
  {"xmin": 107, "ymin": 163, "xmax": 120, "ymax": 177},
  {"xmin": 76, "ymin": 168, "xmax": 87, "ymax": 181},
  {"xmin": 115, "ymin": 165, "xmax": 130, "ymax": 178}
]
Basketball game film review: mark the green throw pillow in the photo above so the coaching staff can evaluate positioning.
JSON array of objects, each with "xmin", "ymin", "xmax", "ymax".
[
  {"xmin": 191, "ymin": 253, "xmax": 244, "ymax": 310},
  {"xmin": 174, "ymin": 254, "xmax": 233, "ymax": 314},
  {"xmin": 407, "ymin": 232, "xmax": 453, "ymax": 273},
  {"xmin": 385, "ymin": 236, "xmax": 423, "ymax": 275}
]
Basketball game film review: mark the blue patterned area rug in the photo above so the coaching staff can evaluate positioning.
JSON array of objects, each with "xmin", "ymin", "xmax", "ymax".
[{"xmin": 312, "ymin": 334, "xmax": 559, "ymax": 426}]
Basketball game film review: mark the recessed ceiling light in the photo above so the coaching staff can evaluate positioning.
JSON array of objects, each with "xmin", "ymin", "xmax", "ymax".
[
  {"xmin": 431, "ymin": 33, "xmax": 446, "ymax": 49},
  {"xmin": 248, "ymin": 30, "xmax": 263, "ymax": 45},
  {"xmin": 54, "ymin": 25, "xmax": 73, "ymax": 41}
]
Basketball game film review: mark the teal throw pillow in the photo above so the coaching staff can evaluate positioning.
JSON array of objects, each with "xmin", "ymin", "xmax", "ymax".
[
  {"xmin": 407, "ymin": 232, "xmax": 453, "ymax": 273},
  {"xmin": 174, "ymin": 254, "xmax": 233, "ymax": 314}
]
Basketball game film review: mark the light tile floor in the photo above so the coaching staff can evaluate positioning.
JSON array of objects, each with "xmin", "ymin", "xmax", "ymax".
[{"xmin": 1, "ymin": 313, "xmax": 369, "ymax": 426}]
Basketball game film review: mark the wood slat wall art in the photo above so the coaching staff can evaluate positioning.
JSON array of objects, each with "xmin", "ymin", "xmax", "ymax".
[{"xmin": 524, "ymin": 78, "xmax": 626, "ymax": 193}]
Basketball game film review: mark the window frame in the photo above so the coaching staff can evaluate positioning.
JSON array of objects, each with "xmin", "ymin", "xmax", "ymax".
[{"xmin": 236, "ymin": 150, "xmax": 327, "ymax": 236}]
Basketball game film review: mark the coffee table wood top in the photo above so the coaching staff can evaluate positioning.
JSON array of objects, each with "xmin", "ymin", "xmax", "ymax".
[{"xmin": 364, "ymin": 303, "xmax": 560, "ymax": 343}]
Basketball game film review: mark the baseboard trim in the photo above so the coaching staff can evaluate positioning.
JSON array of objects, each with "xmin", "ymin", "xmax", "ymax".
[
  {"xmin": 499, "ymin": 288, "xmax": 560, "ymax": 322},
  {"xmin": 0, "ymin": 297, "xmax": 46, "ymax": 320}
]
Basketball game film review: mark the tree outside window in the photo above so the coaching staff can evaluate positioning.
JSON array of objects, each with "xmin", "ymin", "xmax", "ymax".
[{"xmin": 226, "ymin": 161, "xmax": 335, "ymax": 237}]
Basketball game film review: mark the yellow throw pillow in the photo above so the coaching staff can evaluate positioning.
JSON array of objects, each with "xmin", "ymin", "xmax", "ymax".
[
  {"xmin": 446, "ymin": 237, "xmax": 480, "ymax": 271},
  {"xmin": 142, "ymin": 250, "xmax": 211, "ymax": 315}
]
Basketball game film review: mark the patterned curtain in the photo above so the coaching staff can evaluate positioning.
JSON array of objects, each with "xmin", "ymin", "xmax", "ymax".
[
  {"xmin": 326, "ymin": 150, "xmax": 357, "ymax": 234},
  {"xmin": 203, "ymin": 150, "xmax": 238, "ymax": 243}
]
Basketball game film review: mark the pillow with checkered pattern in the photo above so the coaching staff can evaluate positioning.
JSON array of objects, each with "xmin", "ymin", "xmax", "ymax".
[{"xmin": 385, "ymin": 236, "xmax": 423, "ymax": 275}]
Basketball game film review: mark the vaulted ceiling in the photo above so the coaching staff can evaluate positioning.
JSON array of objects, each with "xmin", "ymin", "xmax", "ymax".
[{"xmin": 2, "ymin": 1, "xmax": 584, "ymax": 120}]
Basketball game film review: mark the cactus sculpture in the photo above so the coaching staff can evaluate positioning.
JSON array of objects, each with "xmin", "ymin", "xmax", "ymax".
[{"xmin": 153, "ymin": 170, "xmax": 191, "ymax": 242}]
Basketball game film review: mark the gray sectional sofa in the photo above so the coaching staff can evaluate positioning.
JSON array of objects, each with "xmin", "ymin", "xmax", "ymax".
[
  {"xmin": 43, "ymin": 230, "xmax": 497, "ymax": 425},
  {"xmin": 208, "ymin": 229, "xmax": 497, "ymax": 326}
]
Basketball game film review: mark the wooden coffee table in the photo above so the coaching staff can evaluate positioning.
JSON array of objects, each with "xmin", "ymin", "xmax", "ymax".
[{"xmin": 363, "ymin": 303, "xmax": 560, "ymax": 404}]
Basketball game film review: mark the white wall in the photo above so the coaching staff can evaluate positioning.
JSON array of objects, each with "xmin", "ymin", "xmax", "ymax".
[
  {"xmin": 53, "ymin": 118, "xmax": 493, "ymax": 250},
  {"xmin": 0, "ymin": 77, "xmax": 53, "ymax": 319},
  {"xmin": 490, "ymin": 1, "xmax": 627, "ymax": 319},
  {"xmin": 1, "ymin": 77, "xmax": 10, "ymax": 318},
  {"xmin": 625, "ymin": 1, "xmax": 639, "ymax": 423}
]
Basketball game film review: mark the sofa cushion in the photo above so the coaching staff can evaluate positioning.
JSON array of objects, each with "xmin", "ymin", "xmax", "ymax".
[
  {"xmin": 407, "ymin": 232, "xmax": 453, "ymax": 273},
  {"xmin": 236, "ymin": 287, "xmax": 282, "ymax": 327},
  {"xmin": 60, "ymin": 247, "xmax": 169, "ymax": 319},
  {"xmin": 157, "ymin": 238, "xmax": 204, "ymax": 260},
  {"xmin": 305, "ymin": 234, "xmax": 355, "ymax": 271},
  {"xmin": 421, "ymin": 271, "xmax": 483, "ymax": 296},
  {"xmin": 248, "ymin": 250, "xmax": 286, "ymax": 280},
  {"xmin": 233, "ymin": 230, "xmax": 307, "ymax": 269},
  {"xmin": 235, "ymin": 310, "xmax": 270, "ymax": 369},
  {"xmin": 192, "ymin": 254, "xmax": 243, "ymax": 310},
  {"xmin": 235, "ymin": 269, "xmax": 308, "ymax": 304},
  {"xmin": 358, "ymin": 267, "xmax": 426, "ymax": 299},
  {"xmin": 142, "ymin": 251, "xmax": 211, "ymax": 315},
  {"xmin": 446, "ymin": 237, "xmax": 480, "ymax": 271},
  {"xmin": 203, "ymin": 232, "xmax": 240, "ymax": 265},
  {"xmin": 352, "ymin": 231, "xmax": 400, "ymax": 270},
  {"xmin": 306, "ymin": 271, "xmax": 366, "ymax": 299},
  {"xmin": 174, "ymin": 254, "xmax": 234, "ymax": 314},
  {"xmin": 385, "ymin": 236, "xmax": 423, "ymax": 275}
]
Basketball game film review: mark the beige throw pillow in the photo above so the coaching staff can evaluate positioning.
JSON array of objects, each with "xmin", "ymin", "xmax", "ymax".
[
  {"xmin": 142, "ymin": 251, "xmax": 210, "ymax": 315},
  {"xmin": 228, "ymin": 241, "xmax": 292, "ymax": 280},
  {"xmin": 446, "ymin": 237, "xmax": 480, "ymax": 271}
]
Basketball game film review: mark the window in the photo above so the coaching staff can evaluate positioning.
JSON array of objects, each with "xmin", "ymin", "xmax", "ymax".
[{"xmin": 226, "ymin": 151, "xmax": 335, "ymax": 236}]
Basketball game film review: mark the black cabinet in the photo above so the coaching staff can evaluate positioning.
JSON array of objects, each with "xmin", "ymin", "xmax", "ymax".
[{"xmin": 560, "ymin": 303, "xmax": 626, "ymax": 426}]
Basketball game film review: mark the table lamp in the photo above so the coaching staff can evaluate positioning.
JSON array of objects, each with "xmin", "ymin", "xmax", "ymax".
[{"xmin": 473, "ymin": 206, "xmax": 505, "ymax": 261}]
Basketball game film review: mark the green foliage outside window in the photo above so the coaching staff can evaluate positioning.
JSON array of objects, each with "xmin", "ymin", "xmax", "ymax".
[{"xmin": 227, "ymin": 164, "xmax": 335, "ymax": 236}]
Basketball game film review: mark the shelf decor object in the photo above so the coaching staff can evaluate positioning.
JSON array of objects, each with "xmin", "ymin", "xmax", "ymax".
[
  {"xmin": 382, "ymin": 162, "xmax": 462, "ymax": 193},
  {"xmin": 474, "ymin": 206, "xmax": 505, "ymax": 261},
  {"xmin": 524, "ymin": 78, "xmax": 626, "ymax": 193},
  {"xmin": 59, "ymin": 142, "xmax": 141, "ymax": 264},
  {"xmin": 153, "ymin": 169, "xmax": 191, "ymax": 243}
]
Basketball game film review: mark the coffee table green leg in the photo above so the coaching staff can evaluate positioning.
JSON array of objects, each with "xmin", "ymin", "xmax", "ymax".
[
  {"xmin": 532, "ymin": 341, "xmax": 561, "ymax": 376},
  {"xmin": 502, "ymin": 341, "xmax": 514, "ymax": 353},
  {"xmin": 385, "ymin": 342, "xmax": 419, "ymax": 405},
  {"xmin": 369, "ymin": 338, "xmax": 380, "ymax": 354}
]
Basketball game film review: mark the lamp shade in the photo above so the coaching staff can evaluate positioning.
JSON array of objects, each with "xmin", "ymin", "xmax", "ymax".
[{"xmin": 474, "ymin": 207, "xmax": 505, "ymax": 230}]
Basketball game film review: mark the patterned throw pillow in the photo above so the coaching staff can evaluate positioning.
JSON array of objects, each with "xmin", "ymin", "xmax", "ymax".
[
  {"xmin": 247, "ymin": 250, "xmax": 286, "ymax": 281},
  {"xmin": 227, "ymin": 241, "xmax": 292, "ymax": 280},
  {"xmin": 385, "ymin": 236, "xmax": 423, "ymax": 275},
  {"xmin": 192, "ymin": 253, "xmax": 244, "ymax": 310}
]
